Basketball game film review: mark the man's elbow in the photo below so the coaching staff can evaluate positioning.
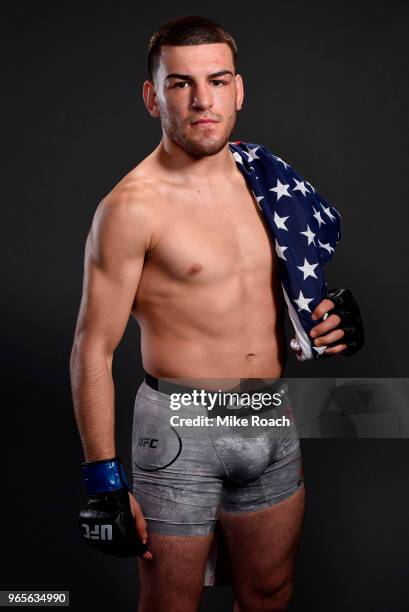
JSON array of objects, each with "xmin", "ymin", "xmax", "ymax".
[{"xmin": 69, "ymin": 334, "xmax": 113, "ymax": 373}]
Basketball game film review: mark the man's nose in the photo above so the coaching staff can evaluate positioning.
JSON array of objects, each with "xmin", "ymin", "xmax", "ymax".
[{"xmin": 191, "ymin": 84, "xmax": 214, "ymax": 110}]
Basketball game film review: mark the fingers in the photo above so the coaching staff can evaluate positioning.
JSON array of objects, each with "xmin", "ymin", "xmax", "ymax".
[
  {"xmin": 324, "ymin": 343, "xmax": 348, "ymax": 355},
  {"xmin": 310, "ymin": 301, "xmax": 348, "ymax": 357},
  {"xmin": 311, "ymin": 298, "xmax": 335, "ymax": 321},
  {"xmin": 128, "ymin": 492, "xmax": 153, "ymax": 560},
  {"xmin": 136, "ymin": 514, "xmax": 153, "ymax": 560},
  {"xmin": 310, "ymin": 313, "xmax": 341, "ymax": 338},
  {"xmin": 312, "ymin": 328, "xmax": 345, "ymax": 348},
  {"xmin": 134, "ymin": 505, "xmax": 148, "ymax": 542},
  {"xmin": 128, "ymin": 492, "xmax": 148, "ymax": 540}
]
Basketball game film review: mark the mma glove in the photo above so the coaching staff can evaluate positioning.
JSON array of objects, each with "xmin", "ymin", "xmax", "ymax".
[
  {"xmin": 324, "ymin": 288, "xmax": 364, "ymax": 356},
  {"xmin": 78, "ymin": 456, "xmax": 147, "ymax": 557}
]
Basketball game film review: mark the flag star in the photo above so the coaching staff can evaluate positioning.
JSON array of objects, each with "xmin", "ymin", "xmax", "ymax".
[
  {"xmin": 275, "ymin": 240, "xmax": 288, "ymax": 261},
  {"xmin": 294, "ymin": 290, "xmax": 314, "ymax": 312},
  {"xmin": 245, "ymin": 146, "xmax": 261, "ymax": 162},
  {"xmin": 297, "ymin": 257, "xmax": 319, "ymax": 280},
  {"xmin": 292, "ymin": 178, "xmax": 310, "ymax": 197},
  {"xmin": 232, "ymin": 151, "xmax": 243, "ymax": 164},
  {"xmin": 274, "ymin": 211, "xmax": 289, "ymax": 231},
  {"xmin": 318, "ymin": 239, "xmax": 334, "ymax": 254},
  {"xmin": 300, "ymin": 225, "xmax": 316, "ymax": 245},
  {"xmin": 313, "ymin": 345, "xmax": 328, "ymax": 356},
  {"xmin": 320, "ymin": 202, "xmax": 336, "ymax": 221},
  {"xmin": 313, "ymin": 206, "xmax": 326, "ymax": 227},
  {"xmin": 270, "ymin": 179, "xmax": 292, "ymax": 201},
  {"xmin": 305, "ymin": 180, "xmax": 316, "ymax": 193},
  {"xmin": 272, "ymin": 154, "xmax": 290, "ymax": 170}
]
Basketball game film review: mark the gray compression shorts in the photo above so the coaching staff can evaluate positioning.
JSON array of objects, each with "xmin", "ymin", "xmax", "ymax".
[{"xmin": 131, "ymin": 376, "xmax": 303, "ymax": 536}]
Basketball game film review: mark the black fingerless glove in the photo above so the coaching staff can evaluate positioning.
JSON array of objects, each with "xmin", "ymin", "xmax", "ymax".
[
  {"xmin": 78, "ymin": 456, "xmax": 148, "ymax": 557},
  {"xmin": 325, "ymin": 288, "xmax": 364, "ymax": 356}
]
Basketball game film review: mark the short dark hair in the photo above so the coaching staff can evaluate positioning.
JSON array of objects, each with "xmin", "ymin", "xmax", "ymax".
[{"xmin": 147, "ymin": 16, "xmax": 238, "ymax": 82}]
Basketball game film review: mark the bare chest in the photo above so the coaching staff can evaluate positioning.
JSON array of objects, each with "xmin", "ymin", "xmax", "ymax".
[{"xmin": 147, "ymin": 181, "xmax": 275, "ymax": 283}]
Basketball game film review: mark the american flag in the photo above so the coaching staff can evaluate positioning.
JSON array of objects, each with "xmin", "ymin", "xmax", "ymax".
[{"xmin": 229, "ymin": 141, "xmax": 342, "ymax": 360}]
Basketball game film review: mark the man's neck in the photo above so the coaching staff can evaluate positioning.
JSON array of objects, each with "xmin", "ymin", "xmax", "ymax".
[{"xmin": 154, "ymin": 137, "xmax": 238, "ymax": 184}]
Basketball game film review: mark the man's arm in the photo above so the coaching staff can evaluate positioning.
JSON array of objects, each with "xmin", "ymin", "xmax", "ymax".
[
  {"xmin": 71, "ymin": 188, "xmax": 154, "ymax": 560},
  {"xmin": 70, "ymin": 188, "xmax": 152, "ymax": 462}
]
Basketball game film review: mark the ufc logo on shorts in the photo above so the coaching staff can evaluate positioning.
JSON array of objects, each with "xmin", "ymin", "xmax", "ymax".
[
  {"xmin": 81, "ymin": 523, "xmax": 113, "ymax": 541},
  {"xmin": 138, "ymin": 437, "xmax": 158, "ymax": 448}
]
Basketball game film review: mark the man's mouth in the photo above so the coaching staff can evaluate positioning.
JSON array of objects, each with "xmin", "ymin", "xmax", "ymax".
[{"xmin": 191, "ymin": 119, "xmax": 218, "ymax": 125}]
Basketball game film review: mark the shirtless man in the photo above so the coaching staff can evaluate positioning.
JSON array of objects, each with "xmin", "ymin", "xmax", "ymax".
[{"xmin": 70, "ymin": 16, "xmax": 351, "ymax": 612}]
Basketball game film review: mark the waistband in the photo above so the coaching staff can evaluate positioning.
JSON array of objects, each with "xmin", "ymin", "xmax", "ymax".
[{"xmin": 144, "ymin": 372, "xmax": 289, "ymax": 418}]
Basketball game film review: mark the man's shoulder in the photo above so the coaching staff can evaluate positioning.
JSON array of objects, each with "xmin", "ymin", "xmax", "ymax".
[
  {"xmin": 229, "ymin": 140, "xmax": 286, "ymax": 165},
  {"xmin": 88, "ymin": 172, "xmax": 158, "ymax": 257},
  {"xmin": 229, "ymin": 140, "xmax": 319, "ymax": 186},
  {"xmin": 97, "ymin": 165, "xmax": 160, "ymax": 223},
  {"xmin": 231, "ymin": 139, "xmax": 291, "ymax": 156},
  {"xmin": 229, "ymin": 139, "xmax": 269, "ymax": 152}
]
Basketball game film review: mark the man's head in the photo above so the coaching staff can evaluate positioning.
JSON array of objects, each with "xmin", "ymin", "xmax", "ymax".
[{"xmin": 143, "ymin": 16, "xmax": 244, "ymax": 158}]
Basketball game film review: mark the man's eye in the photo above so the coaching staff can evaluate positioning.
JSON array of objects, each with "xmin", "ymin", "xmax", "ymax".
[{"xmin": 172, "ymin": 80, "xmax": 227, "ymax": 88}]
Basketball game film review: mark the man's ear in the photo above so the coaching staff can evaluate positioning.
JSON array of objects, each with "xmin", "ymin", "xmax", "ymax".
[
  {"xmin": 235, "ymin": 73, "xmax": 244, "ymax": 111},
  {"xmin": 142, "ymin": 80, "xmax": 160, "ymax": 118}
]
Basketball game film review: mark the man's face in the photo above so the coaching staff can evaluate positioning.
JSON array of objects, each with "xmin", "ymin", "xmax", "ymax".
[{"xmin": 145, "ymin": 43, "xmax": 244, "ymax": 157}]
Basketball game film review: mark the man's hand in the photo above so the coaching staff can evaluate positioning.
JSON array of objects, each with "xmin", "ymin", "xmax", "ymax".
[
  {"xmin": 309, "ymin": 288, "xmax": 364, "ymax": 357},
  {"xmin": 79, "ymin": 456, "xmax": 153, "ymax": 560},
  {"xmin": 310, "ymin": 298, "xmax": 347, "ymax": 355}
]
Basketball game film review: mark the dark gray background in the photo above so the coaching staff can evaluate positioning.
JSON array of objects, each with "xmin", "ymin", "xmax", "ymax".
[{"xmin": 2, "ymin": 1, "xmax": 408, "ymax": 610}]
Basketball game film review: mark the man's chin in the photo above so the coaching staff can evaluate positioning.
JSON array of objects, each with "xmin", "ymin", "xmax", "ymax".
[
  {"xmin": 179, "ymin": 137, "xmax": 229, "ymax": 157},
  {"xmin": 184, "ymin": 140, "xmax": 227, "ymax": 157}
]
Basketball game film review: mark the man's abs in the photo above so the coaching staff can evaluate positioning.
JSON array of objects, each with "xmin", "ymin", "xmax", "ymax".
[{"xmin": 134, "ymin": 274, "xmax": 286, "ymax": 380}]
